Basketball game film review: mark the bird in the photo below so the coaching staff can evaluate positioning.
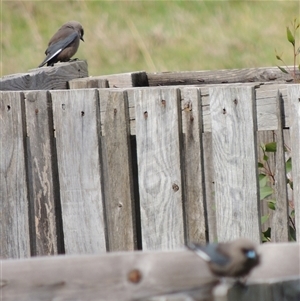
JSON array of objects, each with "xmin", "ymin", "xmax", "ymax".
[
  {"xmin": 186, "ymin": 238, "xmax": 260, "ymax": 278},
  {"xmin": 38, "ymin": 21, "xmax": 84, "ymax": 67}
]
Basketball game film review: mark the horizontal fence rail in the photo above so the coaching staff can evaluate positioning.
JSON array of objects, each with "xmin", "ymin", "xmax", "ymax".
[{"xmin": 1, "ymin": 84, "xmax": 300, "ymax": 258}]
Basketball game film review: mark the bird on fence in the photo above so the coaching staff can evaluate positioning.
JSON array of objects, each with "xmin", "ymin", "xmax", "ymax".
[
  {"xmin": 186, "ymin": 238, "xmax": 260, "ymax": 278},
  {"xmin": 38, "ymin": 21, "xmax": 84, "ymax": 68}
]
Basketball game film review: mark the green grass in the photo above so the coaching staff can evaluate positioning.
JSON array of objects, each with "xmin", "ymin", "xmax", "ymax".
[{"xmin": 1, "ymin": 0, "xmax": 300, "ymax": 76}]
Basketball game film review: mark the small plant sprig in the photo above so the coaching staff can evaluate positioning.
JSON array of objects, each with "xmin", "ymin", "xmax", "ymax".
[
  {"xmin": 275, "ymin": 17, "xmax": 300, "ymax": 82},
  {"xmin": 258, "ymin": 141, "xmax": 296, "ymax": 242}
]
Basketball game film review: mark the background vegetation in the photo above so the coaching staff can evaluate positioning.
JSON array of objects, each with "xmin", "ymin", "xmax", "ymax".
[{"xmin": 1, "ymin": 0, "xmax": 300, "ymax": 77}]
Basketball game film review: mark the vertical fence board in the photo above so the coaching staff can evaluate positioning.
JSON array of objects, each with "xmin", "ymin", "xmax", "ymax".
[
  {"xmin": 181, "ymin": 87, "xmax": 206, "ymax": 243},
  {"xmin": 51, "ymin": 89, "xmax": 106, "ymax": 254},
  {"xmin": 209, "ymin": 86, "xmax": 261, "ymax": 243},
  {"xmin": 100, "ymin": 89, "xmax": 136, "ymax": 251},
  {"xmin": 134, "ymin": 87, "xmax": 184, "ymax": 250},
  {"xmin": 273, "ymin": 91, "xmax": 289, "ymax": 242},
  {"xmin": 202, "ymin": 132, "xmax": 217, "ymax": 243},
  {"xmin": 0, "ymin": 92, "xmax": 30, "ymax": 258},
  {"xmin": 24, "ymin": 91, "xmax": 61, "ymax": 255},
  {"xmin": 288, "ymin": 85, "xmax": 300, "ymax": 242}
]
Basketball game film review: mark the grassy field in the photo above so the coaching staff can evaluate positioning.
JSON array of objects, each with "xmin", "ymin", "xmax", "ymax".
[{"xmin": 1, "ymin": 0, "xmax": 300, "ymax": 77}]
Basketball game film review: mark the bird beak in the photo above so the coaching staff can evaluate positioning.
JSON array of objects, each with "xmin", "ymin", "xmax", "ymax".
[{"xmin": 81, "ymin": 37, "xmax": 84, "ymax": 42}]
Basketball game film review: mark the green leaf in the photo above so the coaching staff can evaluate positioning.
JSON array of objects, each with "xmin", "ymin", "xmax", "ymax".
[
  {"xmin": 260, "ymin": 186, "xmax": 273, "ymax": 200},
  {"xmin": 259, "ymin": 174, "xmax": 267, "ymax": 187},
  {"xmin": 258, "ymin": 162, "xmax": 264, "ymax": 168},
  {"xmin": 262, "ymin": 227, "xmax": 271, "ymax": 242},
  {"xmin": 261, "ymin": 215, "xmax": 269, "ymax": 225},
  {"xmin": 268, "ymin": 200, "xmax": 276, "ymax": 210},
  {"xmin": 277, "ymin": 65, "xmax": 289, "ymax": 74},
  {"xmin": 286, "ymin": 157, "xmax": 292, "ymax": 173},
  {"xmin": 265, "ymin": 142, "xmax": 277, "ymax": 152},
  {"xmin": 287, "ymin": 26, "xmax": 295, "ymax": 46},
  {"xmin": 289, "ymin": 225, "xmax": 296, "ymax": 241},
  {"xmin": 290, "ymin": 209, "xmax": 295, "ymax": 218},
  {"xmin": 263, "ymin": 154, "xmax": 269, "ymax": 161}
]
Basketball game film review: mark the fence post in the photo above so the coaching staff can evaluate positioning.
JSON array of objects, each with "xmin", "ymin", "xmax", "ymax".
[
  {"xmin": 209, "ymin": 85, "xmax": 261, "ymax": 243},
  {"xmin": 0, "ymin": 91, "xmax": 31, "ymax": 258},
  {"xmin": 288, "ymin": 85, "xmax": 300, "ymax": 242}
]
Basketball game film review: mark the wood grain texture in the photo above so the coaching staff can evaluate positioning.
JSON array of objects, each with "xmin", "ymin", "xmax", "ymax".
[
  {"xmin": 96, "ymin": 71, "xmax": 149, "ymax": 88},
  {"xmin": 209, "ymin": 86, "xmax": 261, "ymax": 243},
  {"xmin": 0, "ymin": 61, "xmax": 88, "ymax": 91},
  {"xmin": 147, "ymin": 67, "xmax": 297, "ymax": 86},
  {"xmin": 273, "ymin": 91, "xmax": 289, "ymax": 242},
  {"xmin": 202, "ymin": 132, "xmax": 217, "ymax": 243},
  {"xmin": 24, "ymin": 90, "xmax": 61, "ymax": 255},
  {"xmin": 1, "ymin": 250, "xmax": 216, "ymax": 301},
  {"xmin": 288, "ymin": 85, "xmax": 300, "ymax": 242},
  {"xmin": 181, "ymin": 87, "xmax": 206, "ymax": 243},
  {"xmin": 0, "ymin": 92, "xmax": 31, "ymax": 258},
  {"xmin": 50, "ymin": 89, "xmax": 106, "ymax": 254},
  {"xmin": 114, "ymin": 84, "xmax": 290, "ymax": 135},
  {"xmin": 1, "ymin": 243, "xmax": 298, "ymax": 301},
  {"xmin": 134, "ymin": 87, "xmax": 185, "ymax": 250},
  {"xmin": 69, "ymin": 77, "xmax": 108, "ymax": 89},
  {"xmin": 100, "ymin": 89, "xmax": 136, "ymax": 251}
]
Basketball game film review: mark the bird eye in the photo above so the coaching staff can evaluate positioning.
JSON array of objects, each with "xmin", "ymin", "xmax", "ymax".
[{"xmin": 244, "ymin": 249, "xmax": 256, "ymax": 259}]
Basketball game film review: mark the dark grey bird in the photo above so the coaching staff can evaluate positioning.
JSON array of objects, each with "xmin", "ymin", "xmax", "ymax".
[
  {"xmin": 38, "ymin": 21, "xmax": 84, "ymax": 67},
  {"xmin": 186, "ymin": 238, "xmax": 260, "ymax": 278}
]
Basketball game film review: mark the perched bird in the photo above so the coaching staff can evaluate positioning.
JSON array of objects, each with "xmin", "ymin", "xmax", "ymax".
[
  {"xmin": 186, "ymin": 238, "xmax": 260, "ymax": 278},
  {"xmin": 38, "ymin": 21, "xmax": 84, "ymax": 67}
]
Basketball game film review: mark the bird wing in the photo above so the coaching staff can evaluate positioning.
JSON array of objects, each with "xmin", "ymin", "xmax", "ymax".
[
  {"xmin": 38, "ymin": 31, "xmax": 78, "ymax": 67},
  {"xmin": 186, "ymin": 242, "xmax": 230, "ymax": 266}
]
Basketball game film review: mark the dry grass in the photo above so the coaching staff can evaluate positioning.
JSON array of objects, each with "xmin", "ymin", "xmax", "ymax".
[{"xmin": 1, "ymin": 0, "xmax": 300, "ymax": 76}]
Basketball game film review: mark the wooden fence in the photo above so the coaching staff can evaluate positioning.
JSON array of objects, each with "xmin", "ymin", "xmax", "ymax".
[
  {"xmin": 1, "ymin": 64, "xmax": 300, "ymax": 258},
  {"xmin": 1, "ymin": 63, "xmax": 300, "ymax": 300}
]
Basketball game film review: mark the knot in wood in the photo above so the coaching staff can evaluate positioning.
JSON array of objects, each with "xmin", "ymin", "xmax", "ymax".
[
  {"xmin": 81, "ymin": 111, "xmax": 85, "ymax": 117},
  {"xmin": 7, "ymin": 105, "xmax": 11, "ymax": 112},
  {"xmin": 114, "ymin": 108, "xmax": 117, "ymax": 115},
  {"xmin": 233, "ymin": 99, "xmax": 238, "ymax": 105},
  {"xmin": 222, "ymin": 108, "xmax": 226, "ymax": 114},
  {"xmin": 144, "ymin": 111, "xmax": 148, "ymax": 119},
  {"xmin": 161, "ymin": 99, "xmax": 166, "ymax": 107},
  {"xmin": 35, "ymin": 109, "xmax": 39, "ymax": 115},
  {"xmin": 128, "ymin": 269, "xmax": 142, "ymax": 284}
]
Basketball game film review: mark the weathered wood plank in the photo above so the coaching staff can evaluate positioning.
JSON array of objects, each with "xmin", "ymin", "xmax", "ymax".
[
  {"xmin": 0, "ymin": 92, "xmax": 31, "ymax": 258},
  {"xmin": 273, "ymin": 91, "xmax": 289, "ymax": 242},
  {"xmin": 100, "ymin": 89, "xmax": 137, "ymax": 251},
  {"xmin": 147, "ymin": 67, "xmax": 296, "ymax": 86},
  {"xmin": 24, "ymin": 90, "xmax": 62, "ymax": 255},
  {"xmin": 181, "ymin": 87, "xmax": 206, "ymax": 243},
  {"xmin": 1, "ymin": 250, "xmax": 216, "ymax": 301},
  {"xmin": 134, "ymin": 87, "xmax": 185, "ymax": 250},
  {"xmin": 68, "ymin": 77, "xmax": 108, "ymax": 89},
  {"xmin": 0, "ymin": 61, "xmax": 88, "ymax": 91},
  {"xmin": 1, "ymin": 243, "xmax": 298, "ymax": 301},
  {"xmin": 50, "ymin": 89, "xmax": 106, "ymax": 254},
  {"xmin": 288, "ymin": 85, "xmax": 300, "ymax": 242},
  {"xmin": 116, "ymin": 83, "xmax": 290, "ymax": 136},
  {"xmin": 97, "ymin": 71, "xmax": 149, "ymax": 88},
  {"xmin": 202, "ymin": 132, "xmax": 217, "ymax": 243},
  {"xmin": 209, "ymin": 86, "xmax": 261, "ymax": 242}
]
